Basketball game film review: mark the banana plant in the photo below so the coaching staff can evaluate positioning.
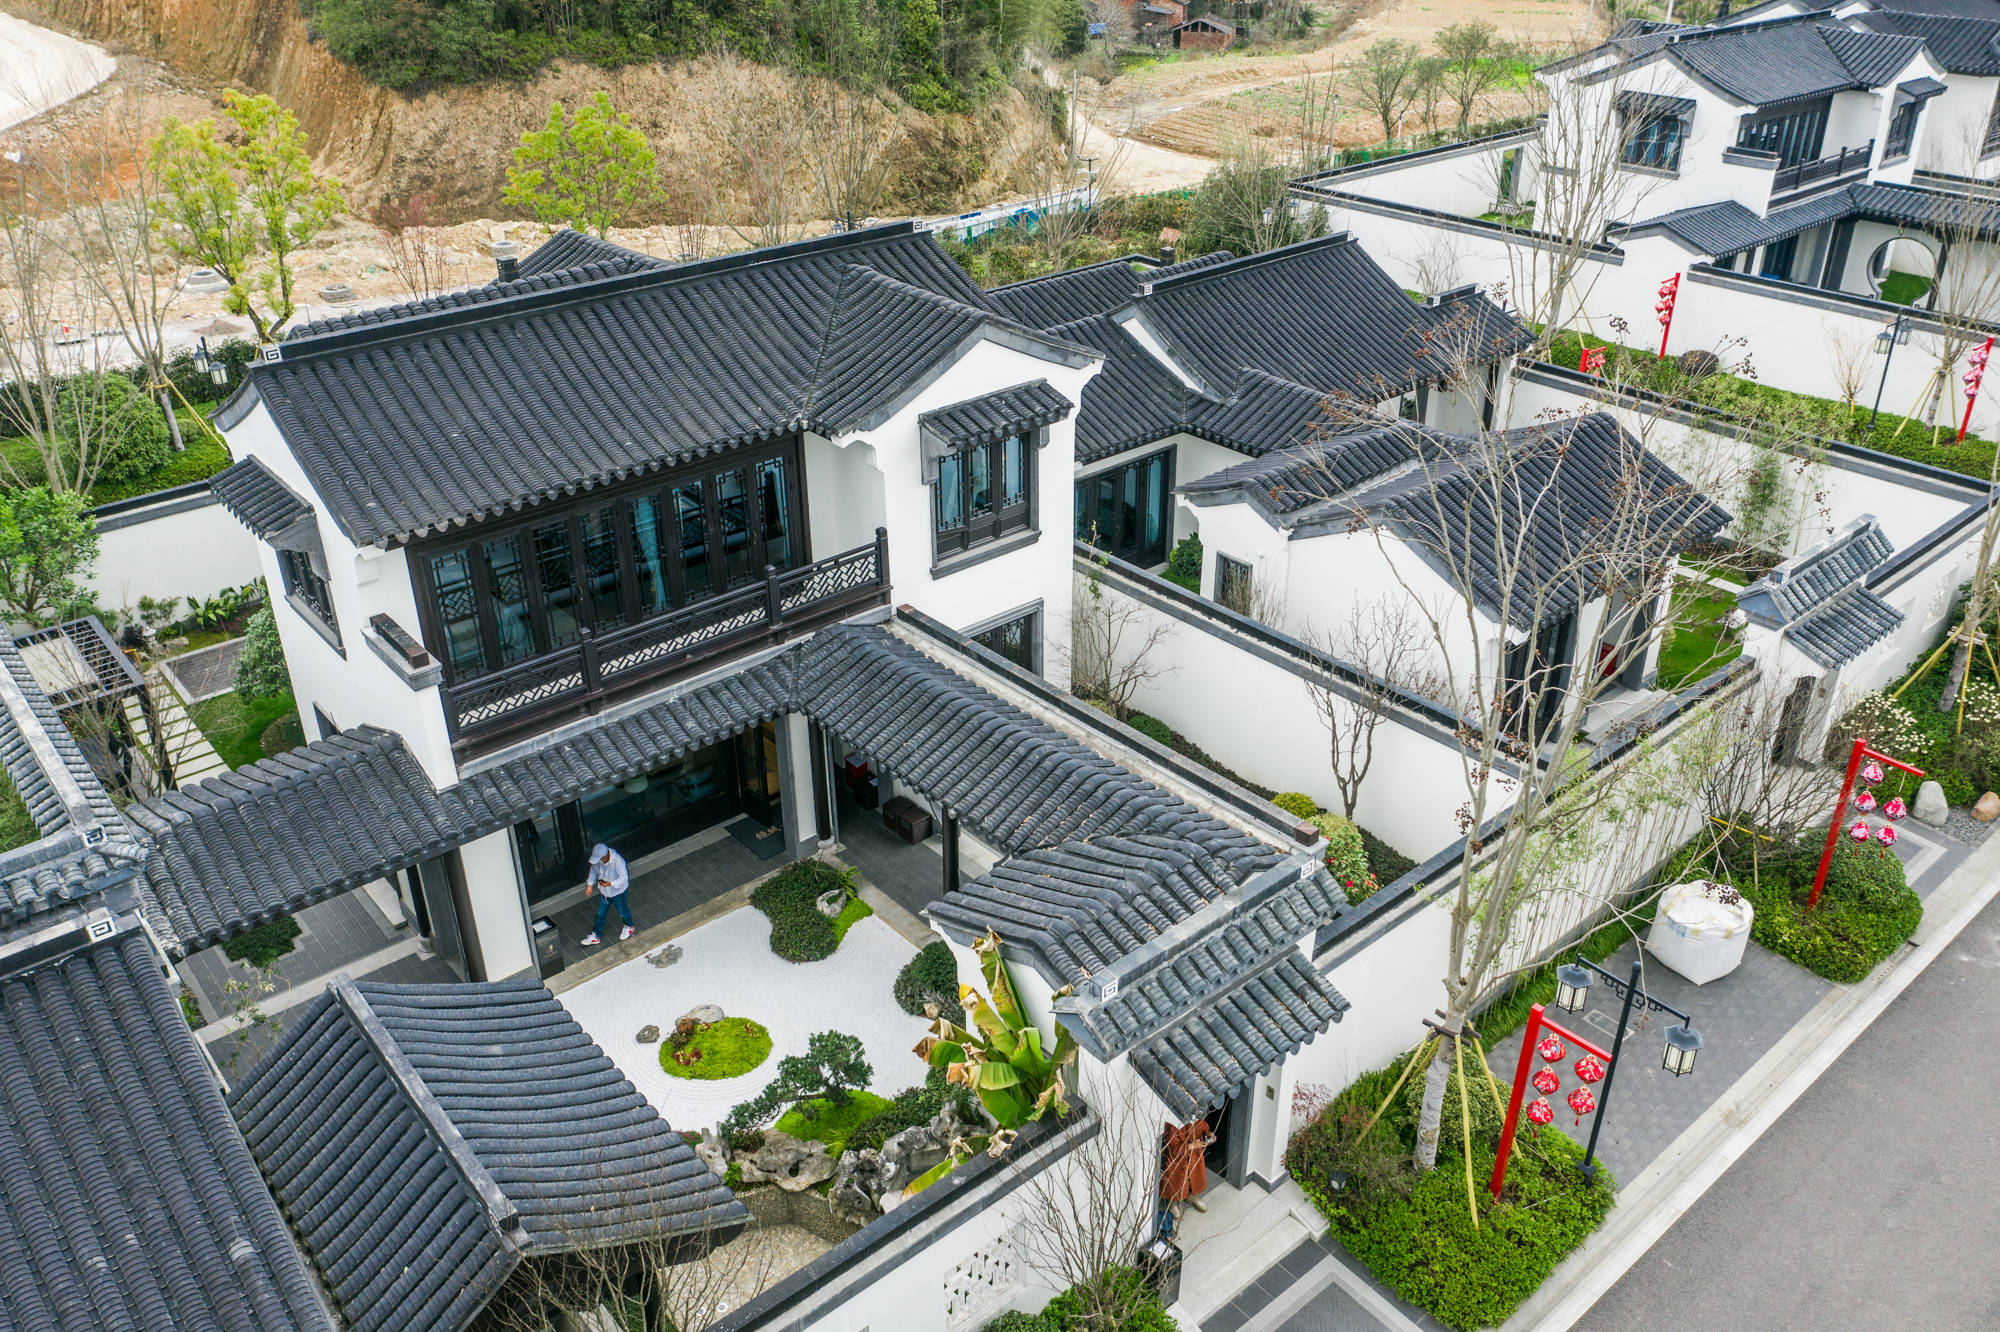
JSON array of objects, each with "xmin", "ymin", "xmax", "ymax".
[{"xmin": 913, "ymin": 929, "xmax": 1078, "ymax": 1151}]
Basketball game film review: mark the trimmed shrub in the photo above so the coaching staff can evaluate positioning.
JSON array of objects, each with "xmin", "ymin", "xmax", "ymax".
[
  {"xmin": 234, "ymin": 606, "xmax": 291, "ymax": 701},
  {"xmin": 775, "ymin": 1090, "xmax": 894, "ymax": 1155},
  {"xmin": 1398, "ymin": 1055, "xmax": 1506, "ymax": 1148},
  {"xmin": 1738, "ymin": 839, "xmax": 1921, "ymax": 983},
  {"xmin": 222, "ymin": 913, "xmax": 300, "ymax": 969},
  {"xmin": 1315, "ymin": 813, "xmax": 1379, "ymax": 903},
  {"xmin": 895, "ymin": 942, "xmax": 964, "ymax": 1022},
  {"xmin": 750, "ymin": 859, "xmax": 851, "ymax": 962},
  {"xmin": 1164, "ymin": 535, "xmax": 1203, "ymax": 593},
  {"xmin": 1272, "ymin": 792, "xmax": 1319, "ymax": 819},
  {"xmin": 983, "ymin": 1266, "xmax": 1177, "ymax": 1332},
  {"xmin": 847, "ymin": 1076, "xmax": 979, "ymax": 1154},
  {"xmin": 65, "ymin": 373, "xmax": 171, "ymax": 488},
  {"xmin": 1125, "ymin": 712, "xmax": 1174, "ymax": 747}
]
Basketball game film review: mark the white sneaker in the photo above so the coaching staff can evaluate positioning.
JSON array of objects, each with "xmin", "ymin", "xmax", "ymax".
[
  {"xmin": 619, "ymin": 925, "xmax": 635, "ymax": 941},
  {"xmin": 581, "ymin": 933, "xmax": 601, "ymax": 946}
]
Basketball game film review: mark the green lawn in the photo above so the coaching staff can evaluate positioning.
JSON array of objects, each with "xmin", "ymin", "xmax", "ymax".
[
  {"xmin": 0, "ymin": 412, "xmax": 229, "ymax": 507},
  {"xmin": 1877, "ymin": 271, "xmax": 1934, "ymax": 307},
  {"xmin": 775, "ymin": 1090, "xmax": 895, "ymax": 1156},
  {"xmin": 190, "ymin": 690, "xmax": 303, "ymax": 769},
  {"xmin": 1544, "ymin": 330, "xmax": 1999, "ymax": 482},
  {"xmin": 0, "ymin": 772, "xmax": 37, "ymax": 853},
  {"xmin": 1656, "ymin": 587, "xmax": 1741, "ymax": 689}
]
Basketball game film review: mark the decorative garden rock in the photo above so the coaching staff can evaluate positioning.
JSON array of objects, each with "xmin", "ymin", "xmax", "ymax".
[
  {"xmin": 635, "ymin": 1024, "xmax": 660, "ymax": 1044},
  {"xmin": 1677, "ymin": 349, "xmax": 1721, "ymax": 380},
  {"xmin": 646, "ymin": 944, "xmax": 684, "ymax": 969},
  {"xmin": 878, "ymin": 1123, "xmax": 951, "ymax": 1194},
  {"xmin": 816, "ymin": 887, "xmax": 847, "ymax": 918},
  {"xmin": 1974, "ymin": 792, "xmax": 2000, "ymax": 822},
  {"xmin": 693, "ymin": 1133, "xmax": 727, "ymax": 1179},
  {"xmin": 738, "ymin": 1131, "xmax": 835, "ymax": 1192},
  {"xmin": 830, "ymin": 1149, "xmax": 889, "ymax": 1226},
  {"xmin": 1915, "ymin": 780, "xmax": 1950, "ymax": 827},
  {"xmin": 680, "ymin": 1003, "xmax": 725, "ymax": 1025}
]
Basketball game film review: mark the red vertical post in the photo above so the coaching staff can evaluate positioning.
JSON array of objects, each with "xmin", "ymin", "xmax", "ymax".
[
  {"xmin": 1488, "ymin": 1005, "xmax": 1544, "ymax": 1198},
  {"xmin": 1809, "ymin": 737, "xmax": 1867, "ymax": 910},
  {"xmin": 1657, "ymin": 273, "xmax": 1681, "ymax": 360},
  {"xmin": 1957, "ymin": 336, "xmax": 1992, "ymax": 443}
]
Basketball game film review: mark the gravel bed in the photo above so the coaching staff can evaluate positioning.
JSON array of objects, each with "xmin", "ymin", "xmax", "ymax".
[{"xmin": 1938, "ymin": 806, "xmax": 1997, "ymax": 846}]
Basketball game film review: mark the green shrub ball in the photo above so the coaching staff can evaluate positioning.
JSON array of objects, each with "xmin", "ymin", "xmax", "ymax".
[
  {"xmin": 1272, "ymin": 791, "xmax": 1320, "ymax": 819},
  {"xmin": 751, "ymin": 860, "xmax": 850, "ymax": 962},
  {"xmin": 894, "ymin": 942, "xmax": 964, "ymax": 1021},
  {"xmin": 658, "ymin": 1017, "xmax": 773, "ymax": 1080}
]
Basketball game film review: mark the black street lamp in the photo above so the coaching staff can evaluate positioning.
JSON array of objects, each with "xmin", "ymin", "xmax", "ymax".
[
  {"xmin": 1869, "ymin": 313, "xmax": 1910, "ymax": 428},
  {"xmin": 1562, "ymin": 955, "xmax": 1701, "ymax": 1182},
  {"xmin": 192, "ymin": 337, "xmax": 229, "ymax": 389}
]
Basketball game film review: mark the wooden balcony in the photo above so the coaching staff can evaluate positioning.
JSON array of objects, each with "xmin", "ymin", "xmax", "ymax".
[
  {"xmin": 1772, "ymin": 141, "xmax": 1873, "ymax": 198},
  {"xmin": 444, "ymin": 530, "xmax": 889, "ymax": 754}
]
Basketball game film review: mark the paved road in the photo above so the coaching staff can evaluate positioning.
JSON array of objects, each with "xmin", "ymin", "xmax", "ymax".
[
  {"xmin": 0, "ymin": 13, "xmax": 113, "ymax": 132},
  {"xmin": 1578, "ymin": 887, "xmax": 2000, "ymax": 1332}
]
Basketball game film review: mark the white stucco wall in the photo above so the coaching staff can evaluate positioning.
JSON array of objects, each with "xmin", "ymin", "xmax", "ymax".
[
  {"xmin": 89, "ymin": 495, "xmax": 263, "ymax": 616},
  {"xmin": 1919, "ymin": 76, "xmax": 2000, "ymax": 178}
]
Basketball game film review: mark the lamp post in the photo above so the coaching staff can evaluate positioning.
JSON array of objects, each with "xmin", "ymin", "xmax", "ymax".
[
  {"xmin": 1869, "ymin": 313, "xmax": 1910, "ymax": 428},
  {"xmin": 1552, "ymin": 956, "xmax": 1700, "ymax": 1183},
  {"xmin": 192, "ymin": 337, "xmax": 229, "ymax": 389}
]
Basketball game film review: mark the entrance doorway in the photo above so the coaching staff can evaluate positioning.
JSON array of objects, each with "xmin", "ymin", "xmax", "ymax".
[{"xmin": 511, "ymin": 722, "xmax": 778, "ymax": 903}]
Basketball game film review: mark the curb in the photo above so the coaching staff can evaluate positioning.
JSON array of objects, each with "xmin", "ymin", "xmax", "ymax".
[{"xmin": 1500, "ymin": 827, "xmax": 2000, "ymax": 1331}]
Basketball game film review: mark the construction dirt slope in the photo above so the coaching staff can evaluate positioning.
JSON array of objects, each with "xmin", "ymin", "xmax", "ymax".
[{"xmin": 19, "ymin": 0, "xmax": 1041, "ymax": 222}]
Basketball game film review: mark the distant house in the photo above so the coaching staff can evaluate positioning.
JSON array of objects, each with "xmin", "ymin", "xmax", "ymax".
[
  {"xmin": 1170, "ymin": 14, "xmax": 1236, "ymax": 49},
  {"xmin": 1142, "ymin": 0, "xmax": 1187, "ymax": 28}
]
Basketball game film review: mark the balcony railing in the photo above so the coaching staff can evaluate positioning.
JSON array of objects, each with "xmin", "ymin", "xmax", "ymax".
[
  {"xmin": 1772, "ymin": 141, "xmax": 1873, "ymax": 197},
  {"xmin": 444, "ymin": 529, "xmax": 889, "ymax": 751}
]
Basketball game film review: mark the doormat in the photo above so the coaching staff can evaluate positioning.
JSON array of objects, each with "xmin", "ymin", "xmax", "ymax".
[{"xmin": 728, "ymin": 818, "xmax": 787, "ymax": 860}]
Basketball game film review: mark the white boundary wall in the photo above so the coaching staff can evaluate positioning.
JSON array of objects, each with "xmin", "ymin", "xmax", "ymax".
[{"xmin": 88, "ymin": 487, "xmax": 264, "ymax": 616}]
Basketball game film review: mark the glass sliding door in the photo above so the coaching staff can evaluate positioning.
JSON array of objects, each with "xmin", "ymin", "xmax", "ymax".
[{"xmin": 1075, "ymin": 447, "xmax": 1175, "ymax": 568}]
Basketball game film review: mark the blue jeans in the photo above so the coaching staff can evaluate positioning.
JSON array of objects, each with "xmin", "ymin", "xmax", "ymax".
[{"xmin": 592, "ymin": 893, "xmax": 634, "ymax": 935}]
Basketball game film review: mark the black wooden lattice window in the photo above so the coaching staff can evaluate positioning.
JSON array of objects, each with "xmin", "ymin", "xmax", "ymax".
[
  {"xmin": 279, "ymin": 547, "xmax": 338, "ymax": 638},
  {"xmin": 935, "ymin": 432, "xmax": 1034, "ymax": 561}
]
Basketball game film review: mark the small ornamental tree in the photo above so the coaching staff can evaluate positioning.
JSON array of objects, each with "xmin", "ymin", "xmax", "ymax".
[
  {"xmin": 234, "ymin": 605, "xmax": 291, "ymax": 700},
  {"xmin": 150, "ymin": 91, "xmax": 346, "ymax": 343},
  {"xmin": 503, "ymin": 93, "xmax": 659, "ymax": 238},
  {"xmin": 0, "ymin": 487, "xmax": 99, "ymax": 627},
  {"xmin": 720, "ymin": 1030, "xmax": 872, "ymax": 1136},
  {"xmin": 64, "ymin": 374, "xmax": 171, "ymax": 488}
]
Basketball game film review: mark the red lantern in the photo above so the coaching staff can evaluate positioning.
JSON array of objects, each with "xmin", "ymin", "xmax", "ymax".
[
  {"xmin": 1885, "ymin": 796, "xmax": 1907, "ymax": 821},
  {"xmin": 1860, "ymin": 760, "xmax": 1885, "ymax": 786},
  {"xmin": 1527, "ymin": 1097, "xmax": 1555, "ymax": 1129},
  {"xmin": 1878, "ymin": 823, "xmax": 1899, "ymax": 847},
  {"xmin": 1850, "ymin": 818, "xmax": 1871, "ymax": 843},
  {"xmin": 1574, "ymin": 1055, "xmax": 1606, "ymax": 1084},
  {"xmin": 1533, "ymin": 1066, "xmax": 1561, "ymax": 1095},
  {"xmin": 1567, "ymin": 1086, "xmax": 1596, "ymax": 1124},
  {"xmin": 1537, "ymin": 1034, "xmax": 1566, "ymax": 1063},
  {"xmin": 1855, "ymin": 789, "xmax": 1877, "ymax": 814}
]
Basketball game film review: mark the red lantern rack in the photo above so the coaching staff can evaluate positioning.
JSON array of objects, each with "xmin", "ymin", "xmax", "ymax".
[
  {"xmin": 1959, "ymin": 337, "xmax": 1992, "ymax": 444},
  {"xmin": 1490, "ymin": 1005, "xmax": 1614, "ymax": 1198},
  {"xmin": 1810, "ymin": 737, "xmax": 1924, "ymax": 909},
  {"xmin": 1656, "ymin": 273, "xmax": 1681, "ymax": 358}
]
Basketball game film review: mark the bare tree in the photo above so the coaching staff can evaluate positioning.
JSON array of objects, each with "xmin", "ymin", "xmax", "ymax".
[
  {"xmin": 1824, "ymin": 325, "xmax": 1873, "ymax": 423},
  {"xmin": 1064, "ymin": 555, "xmax": 1178, "ymax": 719},
  {"xmin": 721, "ymin": 50, "xmax": 806, "ymax": 250},
  {"xmin": 1011, "ymin": 1080, "xmax": 1160, "ymax": 1332},
  {"xmin": 792, "ymin": 19, "xmax": 903, "ymax": 233},
  {"xmin": 1404, "ymin": 228, "xmax": 1466, "ymax": 296},
  {"xmin": 1310, "ymin": 322, "xmax": 1743, "ymax": 1172},
  {"xmin": 1411, "ymin": 56, "xmax": 1449, "ymax": 139},
  {"xmin": 1018, "ymin": 74, "xmax": 1129, "ymax": 274},
  {"xmin": 1348, "ymin": 39, "xmax": 1420, "ymax": 145},
  {"xmin": 1305, "ymin": 598, "xmax": 1439, "ymax": 818},
  {"xmin": 375, "ymin": 191, "xmax": 454, "ymax": 301},
  {"xmin": 1437, "ymin": 22, "xmax": 1509, "ymax": 133}
]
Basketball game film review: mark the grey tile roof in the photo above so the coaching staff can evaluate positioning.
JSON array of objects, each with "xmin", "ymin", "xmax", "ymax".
[
  {"xmin": 513, "ymin": 227, "xmax": 667, "ymax": 280},
  {"xmin": 0, "ymin": 636, "xmax": 147, "ymax": 931},
  {"xmin": 0, "ymin": 925, "xmax": 333, "ymax": 1332},
  {"xmin": 984, "ymin": 252, "xmax": 1235, "ymax": 328},
  {"xmin": 126, "ymin": 726, "xmax": 482, "ymax": 954},
  {"xmin": 1660, "ymin": 21, "xmax": 1925, "ymax": 102},
  {"xmin": 208, "ymin": 456, "xmax": 313, "ymax": 541},
  {"xmin": 231, "ymin": 975, "xmax": 744, "ymax": 1332},
  {"xmin": 1132, "ymin": 950, "xmax": 1348, "ymax": 1120},
  {"xmin": 1615, "ymin": 89, "xmax": 1698, "ymax": 118},
  {"xmin": 1178, "ymin": 419, "xmax": 1425, "ymax": 517},
  {"xmin": 1130, "ymin": 235, "xmax": 1530, "ymax": 402},
  {"xmin": 1379, "ymin": 414, "xmax": 1731, "ymax": 629},
  {"xmin": 1621, "ymin": 180, "xmax": 2000, "ymax": 255},
  {"xmin": 253, "ymin": 224, "xmax": 1062, "ymax": 547},
  {"xmin": 1738, "ymin": 515, "xmax": 1895, "ymax": 625},
  {"xmin": 1785, "ymin": 585, "xmax": 1906, "ymax": 667},
  {"xmin": 1863, "ymin": 0, "xmax": 2000, "ymax": 19},
  {"xmin": 1044, "ymin": 314, "xmax": 1201, "ymax": 461},
  {"xmin": 919, "ymin": 378, "xmax": 1075, "ymax": 446}
]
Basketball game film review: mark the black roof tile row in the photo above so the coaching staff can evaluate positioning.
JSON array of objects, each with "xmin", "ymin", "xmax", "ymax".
[{"xmin": 208, "ymin": 456, "xmax": 313, "ymax": 541}]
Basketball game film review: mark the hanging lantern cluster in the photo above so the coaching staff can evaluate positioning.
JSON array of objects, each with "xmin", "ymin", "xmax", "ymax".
[
  {"xmin": 1846, "ymin": 755, "xmax": 1906, "ymax": 849},
  {"xmin": 1532, "ymin": 1066, "xmax": 1561, "ymax": 1096},
  {"xmin": 1567, "ymin": 1086, "xmax": 1597, "ymax": 1125}
]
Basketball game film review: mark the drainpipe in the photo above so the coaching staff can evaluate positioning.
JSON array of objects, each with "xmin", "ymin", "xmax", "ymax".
[{"xmin": 942, "ymin": 812, "xmax": 960, "ymax": 894}]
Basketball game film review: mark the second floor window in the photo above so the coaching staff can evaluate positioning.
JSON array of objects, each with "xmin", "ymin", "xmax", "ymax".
[
  {"xmin": 417, "ymin": 442, "xmax": 803, "ymax": 683},
  {"xmin": 278, "ymin": 547, "xmax": 337, "ymax": 639},
  {"xmin": 1738, "ymin": 100, "xmax": 1828, "ymax": 168},
  {"xmin": 1885, "ymin": 99, "xmax": 1920, "ymax": 160},
  {"xmin": 1622, "ymin": 114, "xmax": 1684, "ymax": 172},
  {"xmin": 935, "ymin": 432, "xmax": 1034, "ymax": 561}
]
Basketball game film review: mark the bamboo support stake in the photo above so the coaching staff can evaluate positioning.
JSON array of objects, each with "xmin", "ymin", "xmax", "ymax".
[
  {"xmin": 1471, "ymin": 1034, "xmax": 1508, "ymax": 1120},
  {"xmin": 1358, "ymin": 1034, "xmax": 1437, "ymax": 1146},
  {"xmin": 1455, "ymin": 1033, "xmax": 1479, "ymax": 1230}
]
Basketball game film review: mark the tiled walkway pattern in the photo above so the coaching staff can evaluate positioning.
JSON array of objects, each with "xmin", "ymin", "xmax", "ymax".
[{"xmin": 137, "ymin": 674, "xmax": 226, "ymax": 787}]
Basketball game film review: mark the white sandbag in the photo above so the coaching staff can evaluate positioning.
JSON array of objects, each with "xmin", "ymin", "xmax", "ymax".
[{"xmin": 1645, "ymin": 880, "xmax": 1754, "ymax": 985}]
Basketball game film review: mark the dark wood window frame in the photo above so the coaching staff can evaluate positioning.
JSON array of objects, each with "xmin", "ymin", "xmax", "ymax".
[
  {"xmin": 1737, "ymin": 98, "xmax": 1829, "ymax": 169},
  {"xmin": 278, "ymin": 547, "xmax": 340, "ymax": 644},
  {"xmin": 1620, "ymin": 112, "xmax": 1685, "ymax": 172},
  {"xmin": 1884, "ymin": 98, "xmax": 1921, "ymax": 161},
  {"xmin": 933, "ymin": 428, "xmax": 1038, "ymax": 563},
  {"xmin": 1074, "ymin": 445, "xmax": 1176, "ymax": 568},
  {"xmin": 410, "ymin": 438, "xmax": 809, "ymax": 685}
]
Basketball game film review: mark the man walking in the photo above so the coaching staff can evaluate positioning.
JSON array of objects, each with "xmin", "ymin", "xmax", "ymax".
[{"xmin": 580, "ymin": 842, "xmax": 633, "ymax": 946}]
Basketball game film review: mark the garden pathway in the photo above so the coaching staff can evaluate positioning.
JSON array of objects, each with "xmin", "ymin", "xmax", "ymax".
[
  {"xmin": 134, "ymin": 673, "xmax": 226, "ymax": 787},
  {"xmin": 560, "ymin": 905, "xmax": 936, "ymax": 1134}
]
